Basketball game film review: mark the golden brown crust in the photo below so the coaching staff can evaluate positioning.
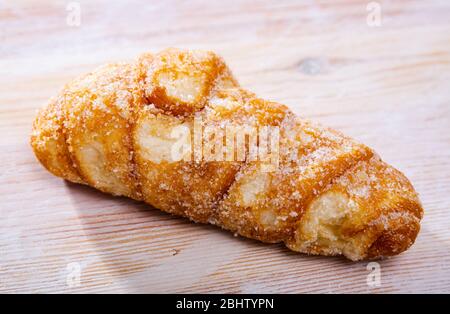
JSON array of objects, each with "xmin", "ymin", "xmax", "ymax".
[
  {"xmin": 31, "ymin": 97, "xmax": 84, "ymax": 184},
  {"xmin": 30, "ymin": 48, "xmax": 423, "ymax": 261},
  {"xmin": 60, "ymin": 62, "xmax": 146, "ymax": 199}
]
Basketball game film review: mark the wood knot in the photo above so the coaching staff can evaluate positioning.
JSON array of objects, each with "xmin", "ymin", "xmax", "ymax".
[{"xmin": 298, "ymin": 58, "xmax": 328, "ymax": 75}]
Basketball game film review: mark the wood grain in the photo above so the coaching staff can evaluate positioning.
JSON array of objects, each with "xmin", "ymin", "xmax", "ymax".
[{"xmin": 1, "ymin": 0, "xmax": 449, "ymax": 293}]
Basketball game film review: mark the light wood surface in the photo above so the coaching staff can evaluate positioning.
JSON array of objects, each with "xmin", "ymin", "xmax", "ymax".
[{"xmin": 1, "ymin": 0, "xmax": 449, "ymax": 293}]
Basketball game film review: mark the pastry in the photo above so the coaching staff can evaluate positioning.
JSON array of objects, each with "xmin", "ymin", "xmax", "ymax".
[{"xmin": 31, "ymin": 48, "xmax": 423, "ymax": 260}]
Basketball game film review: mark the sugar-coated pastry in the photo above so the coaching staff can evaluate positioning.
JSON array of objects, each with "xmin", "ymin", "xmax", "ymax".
[{"xmin": 31, "ymin": 49, "xmax": 423, "ymax": 261}]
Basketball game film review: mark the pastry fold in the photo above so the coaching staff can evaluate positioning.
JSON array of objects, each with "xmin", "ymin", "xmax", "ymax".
[{"xmin": 31, "ymin": 48, "xmax": 423, "ymax": 260}]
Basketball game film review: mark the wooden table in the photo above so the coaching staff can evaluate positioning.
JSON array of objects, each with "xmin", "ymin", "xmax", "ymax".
[{"xmin": 1, "ymin": 0, "xmax": 449, "ymax": 293}]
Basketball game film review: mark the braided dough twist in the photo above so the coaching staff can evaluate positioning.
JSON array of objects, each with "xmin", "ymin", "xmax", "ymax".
[{"xmin": 31, "ymin": 48, "xmax": 423, "ymax": 260}]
